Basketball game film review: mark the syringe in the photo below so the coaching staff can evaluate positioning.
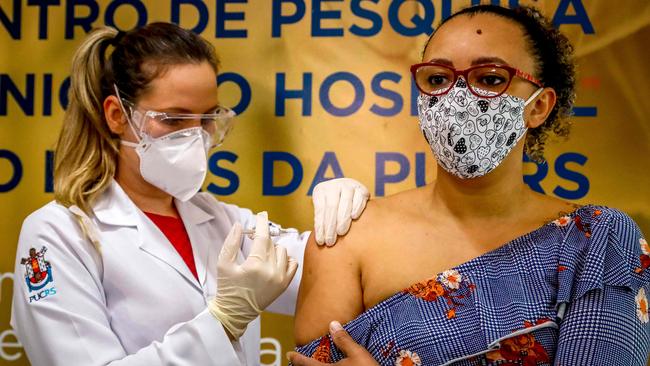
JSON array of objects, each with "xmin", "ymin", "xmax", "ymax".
[{"xmin": 241, "ymin": 223, "xmax": 298, "ymax": 239}]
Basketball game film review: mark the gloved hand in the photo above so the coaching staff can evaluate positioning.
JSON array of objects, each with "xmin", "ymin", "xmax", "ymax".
[
  {"xmin": 208, "ymin": 212, "xmax": 299, "ymax": 340},
  {"xmin": 312, "ymin": 178, "xmax": 370, "ymax": 246}
]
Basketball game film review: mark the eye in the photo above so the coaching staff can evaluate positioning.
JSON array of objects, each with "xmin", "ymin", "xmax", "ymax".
[
  {"xmin": 427, "ymin": 74, "xmax": 449, "ymax": 86},
  {"xmin": 161, "ymin": 118, "xmax": 184, "ymax": 126},
  {"xmin": 477, "ymin": 74, "xmax": 507, "ymax": 87}
]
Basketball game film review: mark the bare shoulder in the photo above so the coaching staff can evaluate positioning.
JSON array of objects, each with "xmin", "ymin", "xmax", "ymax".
[
  {"xmin": 293, "ymin": 231, "xmax": 364, "ymax": 345},
  {"xmin": 528, "ymin": 191, "xmax": 583, "ymax": 223},
  {"xmin": 294, "ymin": 187, "xmax": 428, "ymax": 345},
  {"xmin": 293, "ymin": 198, "xmax": 385, "ymax": 345},
  {"xmin": 344, "ymin": 186, "xmax": 429, "ymax": 244}
]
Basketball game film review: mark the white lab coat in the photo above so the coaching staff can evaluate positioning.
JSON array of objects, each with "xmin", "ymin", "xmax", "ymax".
[{"xmin": 11, "ymin": 181, "xmax": 308, "ymax": 366}]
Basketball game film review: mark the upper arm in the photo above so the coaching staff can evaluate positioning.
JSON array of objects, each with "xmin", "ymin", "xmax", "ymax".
[
  {"xmin": 293, "ymin": 233, "xmax": 364, "ymax": 346},
  {"xmin": 555, "ymin": 209, "xmax": 650, "ymax": 365},
  {"xmin": 555, "ymin": 284, "xmax": 650, "ymax": 365},
  {"xmin": 12, "ymin": 208, "xmax": 128, "ymax": 365}
]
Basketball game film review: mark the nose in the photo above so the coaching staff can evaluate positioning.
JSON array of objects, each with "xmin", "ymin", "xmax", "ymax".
[{"xmin": 455, "ymin": 76, "xmax": 468, "ymax": 88}]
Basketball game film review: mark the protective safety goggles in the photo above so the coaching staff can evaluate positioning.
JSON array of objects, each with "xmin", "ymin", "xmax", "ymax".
[{"xmin": 113, "ymin": 85, "xmax": 236, "ymax": 148}]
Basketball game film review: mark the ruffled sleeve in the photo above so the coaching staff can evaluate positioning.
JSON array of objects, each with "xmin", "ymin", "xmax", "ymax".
[
  {"xmin": 555, "ymin": 206, "xmax": 650, "ymax": 364},
  {"xmin": 556, "ymin": 206, "xmax": 646, "ymax": 303}
]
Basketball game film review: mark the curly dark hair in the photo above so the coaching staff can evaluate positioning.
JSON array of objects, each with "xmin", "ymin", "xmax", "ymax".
[{"xmin": 425, "ymin": 5, "xmax": 576, "ymax": 162}]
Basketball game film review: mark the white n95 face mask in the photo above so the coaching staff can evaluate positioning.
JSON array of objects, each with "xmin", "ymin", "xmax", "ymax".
[
  {"xmin": 122, "ymin": 127, "xmax": 210, "ymax": 202},
  {"xmin": 114, "ymin": 84, "xmax": 211, "ymax": 202},
  {"xmin": 417, "ymin": 78, "xmax": 543, "ymax": 179}
]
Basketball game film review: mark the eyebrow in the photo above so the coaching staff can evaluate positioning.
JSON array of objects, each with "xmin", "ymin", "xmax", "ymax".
[
  {"xmin": 471, "ymin": 57, "xmax": 510, "ymax": 66},
  {"xmin": 426, "ymin": 58, "xmax": 454, "ymax": 66},
  {"xmin": 425, "ymin": 57, "xmax": 511, "ymax": 67},
  {"xmin": 160, "ymin": 104, "xmax": 221, "ymax": 114}
]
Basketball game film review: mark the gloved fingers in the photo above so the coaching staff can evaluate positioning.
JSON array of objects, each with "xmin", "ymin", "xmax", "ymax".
[
  {"xmin": 324, "ymin": 187, "xmax": 341, "ymax": 246},
  {"xmin": 266, "ymin": 230, "xmax": 277, "ymax": 265},
  {"xmin": 249, "ymin": 212, "xmax": 272, "ymax": 260},
  {"xmin": 351, "ymin": 184, "xmax": 370, "ymax": 220},
  {"xmin": 268, "ymin": 239, "xmax": 277, "ymax": 264},
  {"xmin": 275, "ymin": 244, "xmax": 288, "ymax": 274},
  {"xmin": 336, "ymin": 185, "xmax": 354, "ymax": 236},
  {"xmin": 312, "ymin": 185, "xmax": 326, "ymax": 246},
  {"xmin": 255, "ymin": 211, "xmax": 271, "ymax": 240},
  {"xmin": 218, "ymin": 223, "xmax": 243, "ymax": 264},
  {"xmin": 284, "ymin": 257, "xmax": 299, "ymax": 286}
]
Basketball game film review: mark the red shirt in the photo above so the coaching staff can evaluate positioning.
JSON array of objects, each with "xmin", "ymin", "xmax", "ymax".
[{"xmin": 144, "ymin": 212, "xmax": 198, "ymax": 280}]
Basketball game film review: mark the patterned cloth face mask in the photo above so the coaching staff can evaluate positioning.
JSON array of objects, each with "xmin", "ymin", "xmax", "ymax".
[{"xmin": 417, "ymin": 78, "xmax": 543, "ymax": 179}]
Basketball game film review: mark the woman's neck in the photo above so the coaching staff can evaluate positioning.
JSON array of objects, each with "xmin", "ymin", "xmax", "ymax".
[
  {"xmin": 114, "ymin": 159, "xmax": 178, "ymax": 218},
  {"xmin": 430, "ymin": 153, "xmax": 532, "ymax": 222}
]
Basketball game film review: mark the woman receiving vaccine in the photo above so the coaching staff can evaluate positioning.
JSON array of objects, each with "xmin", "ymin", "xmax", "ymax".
[{"xmin": 291, "ymin": 5, "xmax": 650, "ymax": 366}]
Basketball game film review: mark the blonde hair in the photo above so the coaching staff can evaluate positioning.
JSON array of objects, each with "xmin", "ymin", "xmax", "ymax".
[
  {"xmin": 54, "ymin": 23, "xmax": 219, "ymax": 213},
  {"xmin": 54, "ymin": 27, "xmax": 120, "ymax": 213}
]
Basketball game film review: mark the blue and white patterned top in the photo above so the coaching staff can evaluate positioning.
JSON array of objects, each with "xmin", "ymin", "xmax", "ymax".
[{"xmin": 295, "ymin": 205, "xmax": 650, "ymax": 365}]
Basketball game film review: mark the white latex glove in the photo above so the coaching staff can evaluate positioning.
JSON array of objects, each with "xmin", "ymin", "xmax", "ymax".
[
  {"xmin": 208, "ymin": 212, "xmax": 299, "ymax": 340},
  {"xmin": 312, "ymin": 178, "xmax": 370, "ymax": 246}
]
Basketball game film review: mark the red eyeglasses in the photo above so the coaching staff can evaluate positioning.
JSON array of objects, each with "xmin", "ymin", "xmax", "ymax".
[{"xmin": 410, "ymin": 63, "xmax": 543, "ymax": 98}]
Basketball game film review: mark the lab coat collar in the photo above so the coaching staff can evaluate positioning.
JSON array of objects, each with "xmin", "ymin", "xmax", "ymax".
[
  {"xmin": 93, "ymin": 181, "xmax": 215, "ymax": 227},
  {"xmin": 92, "ymin": 180, "xmax": 215, "ymax": 291},
  {"xmin": 92, "ymin": 180, "xmax": 139, "ymax": 226},
  {"xmin": 174, "ymin": 195, "xmax": 214, "ymax": 225}
]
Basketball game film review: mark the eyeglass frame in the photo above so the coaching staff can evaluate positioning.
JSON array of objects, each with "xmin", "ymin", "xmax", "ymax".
[
  {"xmin": 113, "ymin": 84, "xmax": 236, "ymax": 147},
  {"xmin": 410, "ymin": 63, "xmax": 544, "ymax": 98}
]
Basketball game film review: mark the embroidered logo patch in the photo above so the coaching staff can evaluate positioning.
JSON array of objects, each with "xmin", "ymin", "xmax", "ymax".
[{"xmin": 21, "ymin": 246, "xmax": 54, "ymax": 292}]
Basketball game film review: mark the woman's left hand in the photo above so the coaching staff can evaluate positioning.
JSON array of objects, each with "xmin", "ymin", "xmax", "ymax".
[
  {"xmin": 312, "ymin": 178, "xmax": 370, "ymax": 246},
  {"xmin": 287, "ymin": 321, "xmax": 379, "ymax": 366}
]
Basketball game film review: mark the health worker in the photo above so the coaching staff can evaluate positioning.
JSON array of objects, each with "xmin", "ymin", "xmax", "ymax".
[{"xmin": 11, "ymin": 22, "xmax": 369, "ymax": 366}]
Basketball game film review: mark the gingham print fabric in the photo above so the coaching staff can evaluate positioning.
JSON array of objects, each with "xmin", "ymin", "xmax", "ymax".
[{"xmin": 295, "ymin": 206, "xmax": 650, "ymax": 365}]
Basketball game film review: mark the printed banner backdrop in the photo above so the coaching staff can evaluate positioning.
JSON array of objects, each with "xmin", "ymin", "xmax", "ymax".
[{"xmin": 1, "ymin": 0, "xmax": 649, "ymax": 364}]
